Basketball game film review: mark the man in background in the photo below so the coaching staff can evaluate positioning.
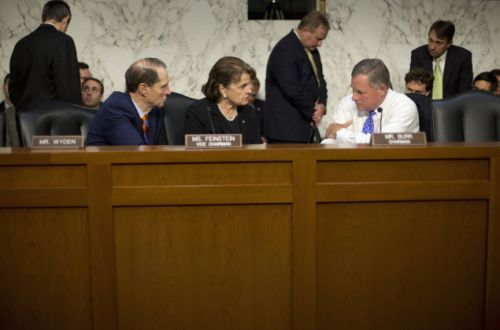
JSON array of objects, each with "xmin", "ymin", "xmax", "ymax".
[
  {"xmin": 410, "ymin": 20, "xmax": 472, "ymax": 100},
  {"xmin": 1, "ymin": 74, "xmax": 12, "ymax": 112},
  {"xmin": 404, "ymin": 67, "xmax": 434, "ymax": 141},
  {"xmin": 79, "ymin": 62, "xmax": 92, "ymax": 84},
  {"xmin": 248, "ymin": 77, "xmax": 265, "ymax": 138},
  {"xmin": 472, "ymin": 71, "xmax": 498, "ymax": 93},
  {"xmin": 491, "ymin": 69, "xmax": 500, "ymax": 96},
  {"xmin": 264, "ymin": 10, "xmax": 329, "ymax": 143},
  {"xmin": 82, "ymin": 77, "xmax": 104, "ymax": 109},
  {"xmin": 9, "ymin": 0, "xmax": 81, "ymax": 112},
  {"xmin": 405, "ymin": 67, "xmax": 433, "ymax": 96},
  {"xmin": 86, "ymin": 58, "xmax": 170, "ymax": 146},
  {"xmin": 1, "ymin": 73, "xmax": 20, "ymax": 146}
]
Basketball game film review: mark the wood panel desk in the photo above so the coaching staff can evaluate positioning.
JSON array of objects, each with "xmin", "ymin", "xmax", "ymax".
[{"xmin": 1, "ymin": 144, "xmax": 499, "ymax": 330}]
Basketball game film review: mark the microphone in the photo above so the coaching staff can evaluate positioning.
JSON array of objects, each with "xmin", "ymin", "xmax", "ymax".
[
  {"xmin": 377, "ymin": 107, "xmax": 383, "ymax": 133},
  {"xmin": 240, "ymin": 107, "xmax": 246, "ymax": 125},
  {"xmin": 206, "ymin": 106, "xmax": 216, "ymax": 134}
]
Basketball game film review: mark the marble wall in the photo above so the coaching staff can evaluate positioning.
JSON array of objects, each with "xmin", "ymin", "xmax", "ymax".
[{"xmin": 1, "ymin": 0, "xmax": 499, "ymax": 133}]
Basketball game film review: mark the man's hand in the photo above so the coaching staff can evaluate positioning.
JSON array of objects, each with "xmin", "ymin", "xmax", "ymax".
[
  {"xmin": 325, "ymin": 120, "xmax": 352, "ymax": 139},
  {"xmin": 312, "ymin": 103, "xmax": 326, "ymax": 125}
]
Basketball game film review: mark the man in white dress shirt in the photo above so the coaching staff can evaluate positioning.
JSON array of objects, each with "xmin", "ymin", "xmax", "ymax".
[{"xmin": 324, "ymin": 58, "xmax": 419, "ymax": 144}]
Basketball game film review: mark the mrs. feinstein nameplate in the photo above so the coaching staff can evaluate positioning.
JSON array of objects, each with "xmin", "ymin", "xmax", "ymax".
[
  {"xmin": 32, "ymin": 135, "xmax": 84, "ymax": 148},
  {"xmin": 185, "ymin": 134, "xmax": 242, "ymax": 148},
  {"xmin": 371, "ymin": 132, "xmax": 427, "ymax": 146}
]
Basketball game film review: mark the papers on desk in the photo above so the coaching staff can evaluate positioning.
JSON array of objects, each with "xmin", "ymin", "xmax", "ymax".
[{"xmin": 320, "ymin": 138, "xmax": 336, "ymax": 145}]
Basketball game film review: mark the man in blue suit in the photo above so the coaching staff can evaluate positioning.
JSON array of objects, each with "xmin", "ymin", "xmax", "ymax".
[
  {"xmin": 264, "ymin": 10, "xmax": 329, "ymax": 143},
  {"xmin": 86, "ymin": 58, "xmax": 170, "ymax": 145}
]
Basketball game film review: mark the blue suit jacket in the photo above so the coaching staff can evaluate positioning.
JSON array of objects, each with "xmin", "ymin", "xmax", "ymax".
[
  {"xmin": 264, "ymin": 30, "xmax": 327, "ymax": 142},
  {"xmin": 410, "ymin": 44, "xmax": 473, "ymax": 98},
  {"xmin": 85, "ymin": 92, "xmax": 166, "ymax": 145}
]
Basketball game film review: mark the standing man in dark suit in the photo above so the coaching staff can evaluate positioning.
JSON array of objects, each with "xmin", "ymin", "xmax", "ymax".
[
  {"xmin": 9, "ymin": 0, "xmax": 81, "ymax": 112},
  {"xmin": 86, "ymin": 58, "xmax": 170, "ymax": 146},
  {"xmin": 410, "ymin": 20, "xmax": 472, "ymax": 100},
  {"xmin": 264, "ymin": 10, "xmax": 329, "ymax": 143}
]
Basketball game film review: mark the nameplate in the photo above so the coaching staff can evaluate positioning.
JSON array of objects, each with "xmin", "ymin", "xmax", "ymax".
[
  {"xmin": 185, "ymin": 134, "xmax": 243, "ymax": 148},
  {"xmin": 32, "ymin": 135, "xmax": 84, "ymax": 148},
  {"xmin": 371, "ymin": 132, "xmax": 427, "ymax": 146}
]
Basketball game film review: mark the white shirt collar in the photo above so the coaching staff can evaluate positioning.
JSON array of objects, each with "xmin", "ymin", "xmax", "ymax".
[
  {"xmin": 130, "ymin": 96, "xmax": 147, "ymax": 118},
  {"xmin": 434, "ymin": 50, "xmax": 447, "ymax": 67},
  {"xmin": 378, "ymin": 89, "xmax": 393, "ymax": 111},
  {"xmin": 43, "ymin": 22, "xmax": 57, "ymax": 29},
  {"xmin": 293, "ymin": 29, "xmax": 307, "ymax": 51}
]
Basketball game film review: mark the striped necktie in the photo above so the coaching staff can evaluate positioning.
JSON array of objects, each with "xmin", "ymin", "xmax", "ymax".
[
  {"xmin": 361, "ymin": 110, "xmax": 375, "ymax": 134},
  {"xmin": 141, "ymin": 113, "xmax": 149, "ymax": 144},
  {"xmin": 306, "ymin": 50, "xmax": 320, "ymax": 87}
]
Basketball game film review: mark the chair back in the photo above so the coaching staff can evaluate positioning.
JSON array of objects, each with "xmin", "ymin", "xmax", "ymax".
[
  {"xmin": 17, "ymin": 101, "xmax": 96, "ymax": 147},
  {"xmin": 406, "ymin": 93, "xmax": 434, "ymax": 142},
  {"xmin": 162, "ymin": 92, "xmax": 197, "ymax": 145},
  {"xmin": 432, "ymin": 91, "xmax": 500, "ymax": 142},
  {"xmin": 0, "ymin": 111, "xmax": 5, "ymax": 147}
]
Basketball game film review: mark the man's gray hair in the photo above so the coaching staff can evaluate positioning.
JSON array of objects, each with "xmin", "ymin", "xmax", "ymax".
[
  {"xmin": 351, "ymin": 58, "xmax": 391, "ymax": 89},
  {"xmin": 298, "ymin": 10, "xmax": 330, "ymax": 31}
]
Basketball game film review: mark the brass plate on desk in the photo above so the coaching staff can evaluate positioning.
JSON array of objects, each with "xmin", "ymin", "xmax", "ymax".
[
  {"xmin": 371, "ymin": 132, "xmax": 427, "ymax": 146},
  {"xmin": 185, "ymin": 134, "xmax": 242, "ymax": 148},
  {"xmin": 32, "ymin": 135, "xmax": 83, "ymax": 148}
]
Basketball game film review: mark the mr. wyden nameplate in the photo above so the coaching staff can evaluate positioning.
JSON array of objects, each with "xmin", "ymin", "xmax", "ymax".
[
  {"xmin": 32, "ymin": 135, "xmax": 84, "ymax": 148},
  {"xmin": 371, "ymin": 132, "xmax": 427, "ymax": 146},
  {"xmin": 185, "ymin": 134, "xmax": 242, "ymax": 148}
]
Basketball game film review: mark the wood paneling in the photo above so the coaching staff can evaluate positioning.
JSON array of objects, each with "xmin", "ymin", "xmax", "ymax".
[
  {"xmin": 317, "ymin": 201, "xmax": 487, "ymax": 330},
  {"xmin": 114, "ymin": 205, "xmax": 291, "ymax": 330},
  {"xmin": 292, "ymin": 159, "xmax": 317, "ymax": 330},
  {"xmin": 87, "ymin": 163, "xmax": 117, "ymax": 330},
  {"xmin": 1, "ymin": 144, "xmax": 499, "ymax": 330},
  {"xmin": 0, "ymin": 208, "xmax": 92, "ymax": 330},
  {"xmin": 317, "ymin": 159, "xmax": 489, "ymax": 182},
  {"xmin": 317, "ymin": 181, "xmax": 490, "ymax": 202},
  {"xmin": 112, "ymin": 184, "xmax": 292, "ymax": 205},
  {"xmin": 486, "ymin": 157, "xmax": 500, "ymax": 328},
  {"xmin": 0, "ymin": 165, "xmax": 87, "ymax": 187},
  {"xmin": 112, "ymin": 162, "xmax": 291, "ymax": 186}
]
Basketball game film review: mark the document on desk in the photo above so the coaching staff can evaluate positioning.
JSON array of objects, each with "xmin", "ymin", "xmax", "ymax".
[{"xmin": 321, "ymin": 138, "xmax": 337, "ymax": 144}]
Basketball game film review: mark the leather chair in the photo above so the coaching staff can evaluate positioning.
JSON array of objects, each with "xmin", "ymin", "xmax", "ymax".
[
  {"xmin": 406, "ymin": 93, "xmax": 434, "ymax": 142},
  {"xmin": 4, "ymin": 106, "xmax": 21, "ymax": 147},
  {"xmin": 432, "ymin": 91, "xmax": 500, "ymax": 142},
  {"xmin": 162, "ymin": 92, "xmax": 197, "ymax": 145},
  {"xmin": 17, "ymin": 101, "xmax": 96, "ymax": 147},
  {"xmin": 0, "ymin": 111, "xmax": 4, "ymax": 146}
]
